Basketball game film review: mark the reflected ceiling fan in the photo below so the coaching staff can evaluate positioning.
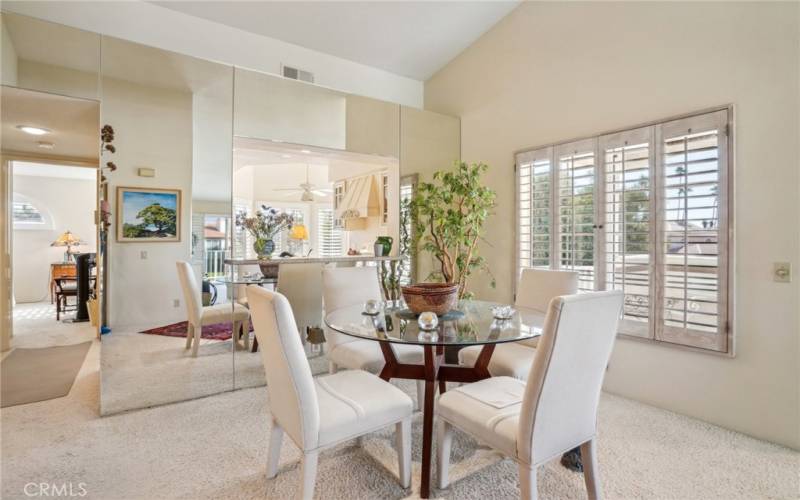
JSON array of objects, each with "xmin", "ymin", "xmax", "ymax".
[{"xmin": 274, "ymin": 165, "xmax": 332, "ymax": 201}]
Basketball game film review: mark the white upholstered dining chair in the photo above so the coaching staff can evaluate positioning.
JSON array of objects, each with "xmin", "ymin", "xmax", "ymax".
[
  {"xmin": 458, "ymin": 268, "xmax": 579, "ymax": 379},
  {"xmin": 437, "ymin": 291, "xmax": 623, "ymax": 500},
  {"xmin": 176, "ymin": 261, "xmax": 251, "ymax": 357},
  {"xmin": 247, "ymin": 286, "xmax": 413, "ymax": 500},
  {"xmin": 323, "ymin": 266, "xmax": 426, "ymax": 406}
]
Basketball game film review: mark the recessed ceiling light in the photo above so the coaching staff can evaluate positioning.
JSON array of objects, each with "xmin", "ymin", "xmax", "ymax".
[
  {"xmin": 301, "ymin": 149, "xmax": 311, "ymax": 154},
  {"xmin": 37, "ymin": 141, "xmax": 55, "ymax": 150},
  {"xmin": 281, "ymin": 154, "xmax": 292, "ymax": 159},
  {"xmin": 17, "ymin": 125, "xmax": 50, "ymax": 136}
]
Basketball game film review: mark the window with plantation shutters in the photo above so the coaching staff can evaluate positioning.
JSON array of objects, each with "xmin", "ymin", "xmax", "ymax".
[
  {"xmin": 516, "ymin": 107, "xmax": 732, "ymax": 354},
  {"xmin": 233, "ymin": 199, "xmax": 253, "ymax": 259},
  {"xmin": 399, "ymin": 175, "xmax": 418, "ymax": 285},
  {"xmin": 516, "ymin": 148, "xmax": 552, "ymax": 270},
  {"xmin": 556, "ymin": 139, "xmax": 597, "ymax": 292},
  {"xmin": 656, "ymin": 110, "xmax": 729, "ymax": 352},
  {"xmin": 599, "ymin": 127, "xmax": 654, "ymax": 338},
  {"xmin": 317, "ymin": 208, "xmax": 343, "ymax": 258}
]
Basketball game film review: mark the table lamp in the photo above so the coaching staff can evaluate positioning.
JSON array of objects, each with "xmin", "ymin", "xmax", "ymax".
[
  {"xmin": 51, "ymin": 230, "xmax": 85, "ymax": 263},
  {"xmin": 289, "ymin": 224, "xmax": 308, "ymax": 255}
]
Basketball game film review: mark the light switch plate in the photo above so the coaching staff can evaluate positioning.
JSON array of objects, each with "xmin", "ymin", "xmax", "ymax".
[
  {"xmin": 173, "ymin": 299, "xmax": 180, "ymax": 308},
  {"xmin": 774, "ymin": 262, "xmax": 791, "ymax": 283}
]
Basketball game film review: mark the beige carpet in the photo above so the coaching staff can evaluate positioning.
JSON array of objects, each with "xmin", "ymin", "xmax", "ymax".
[
  {"xmin": 1, "ymin": 340, "xmax": 798, "ymax": 500},
  {"xmin": 1, "ymin": 341, "xmax": 91, "ymax": 408}
]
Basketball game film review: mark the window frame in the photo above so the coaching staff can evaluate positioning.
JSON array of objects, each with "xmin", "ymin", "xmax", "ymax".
[{"xmin": 514, "ymin": 105, "xmax": 735, "ymax": 356}]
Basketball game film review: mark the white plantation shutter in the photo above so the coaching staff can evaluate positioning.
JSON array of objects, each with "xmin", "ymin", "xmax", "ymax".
[
  {"xmin": 516, "ymin": 108, "xmax": 732, "ymax": 354},
  {"xmin": 317, "ymin": 208, "xmax": 342, "ymax": 258},
  {"xmin": 399, "ymin": 177, "xmax": 417, "ymax": 284},
  {"xmin": 556, "ymin": 139, "xmax": 597, "ymax": 292},
  {"xmin": 599, "ymin": 126, "xmax": 654, "ymax": 338},
  {"xmin": 233, "ymin": 199, "xmax": 253, "ymax": 259},
  {"xmin": 516, "ymin": 147, "xmax": 553, "ymax": 270},
  {"xmin": 656, "ymin": 110, "xmax": 729, "ymax": 352}
]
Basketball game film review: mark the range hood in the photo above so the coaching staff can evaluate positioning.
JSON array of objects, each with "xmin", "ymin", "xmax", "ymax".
[{"xmin": 336, "ymin": 174, "xmax": 380, "ymax": 220}]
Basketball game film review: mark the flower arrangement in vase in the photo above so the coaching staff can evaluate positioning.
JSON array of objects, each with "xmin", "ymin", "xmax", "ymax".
[{"xmin": 236, "ymin": 205, "xmax": 294, "ymax": 259}]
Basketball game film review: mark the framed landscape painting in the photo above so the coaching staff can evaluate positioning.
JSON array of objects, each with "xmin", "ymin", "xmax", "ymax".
[{"xmin": 116, "ymin": 187, "xmax": 181, "ymax": 242}]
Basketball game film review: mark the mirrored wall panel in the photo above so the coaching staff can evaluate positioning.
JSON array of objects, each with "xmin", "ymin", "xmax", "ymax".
[
  {"xmin": 1, "ymin": 12, "xmax": 100, "ymax": 99},
  {"xmin": 398, "ymin": 106, "xmax": 460, "ymax": 284},
  {"xmin": 99, "ymin": 37, "xmax": 234, "ymax": 415}
]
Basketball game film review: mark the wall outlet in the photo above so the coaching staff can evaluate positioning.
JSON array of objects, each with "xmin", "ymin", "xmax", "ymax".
[
  {"xmin": 173, "ymin": 299, "xmax": 180, "ymax": 308},
  {"xmin": 774, "ymin": 262, "xmax": 791, "ymax": 283},
  {"xmin": 140, "ymin": 250, "xmax": 148, "ymax": 260}
]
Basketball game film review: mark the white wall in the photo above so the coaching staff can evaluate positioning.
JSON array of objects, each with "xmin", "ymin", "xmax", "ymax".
[
  {"xmin": 1, "ymin": 0, "xmax": 423, "ymax": 108},
  {"xmin": 103, "ymin": 77, "xmax": 193, "ymax": 328},
  {"xmin": 12, "ymin": 173, "xmax": 96, "ymax": 303},
  {"xmin": 424, "ymin": 2, "xmax": 800, "ymax": 449}
]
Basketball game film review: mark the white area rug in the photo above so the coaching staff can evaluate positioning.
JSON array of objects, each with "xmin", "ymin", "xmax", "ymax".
[{"xmin": 1, "ymin": 340, "xmax": 798, "ymax": 499}]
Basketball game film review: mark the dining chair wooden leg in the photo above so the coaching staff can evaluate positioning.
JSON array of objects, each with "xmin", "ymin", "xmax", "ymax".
[
  {"xmin": 232, "ymin": 320, "xmax": 241, "ymax": 350},
  {"xmin": 191, "ymin": 323, "xmax": 201, "ymax": 358},
  {"xmin": 185, "ymin": 324, "xmax": 194, "ymax": 350},
  {"xmin": 266, "ymin": 419, "xmax": 284, "ymax": 479},
  {"xmin": 299, "ymin": 450, "xmax": 318, "ymax": 500},
  {"xmin": 519, "ymin": 464, "xmax": 538, "ymax": 500},
  {"xmin": 436, "ymin": 420, "xmax": 453, "ymax": 489},
  {"xmin": 396, "ymin": 418, "xmax": 411, "ymax": 488},
  {"xmin": 580, "ymin": 439, "xmax": 602, "ymax": 500},
  {"xmin": 242, "ymin": 317, "xmax": 251, "ymax": 350}
]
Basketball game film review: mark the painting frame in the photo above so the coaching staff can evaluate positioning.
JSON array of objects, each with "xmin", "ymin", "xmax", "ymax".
[{"xmin": 116, "ymin": 186, "xmax": 182, "ymax": 243}]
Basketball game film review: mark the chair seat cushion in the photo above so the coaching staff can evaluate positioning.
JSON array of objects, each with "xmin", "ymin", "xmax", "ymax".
[
  {"xmin": 329, "ymin": 339, "xmax": 423, "ymax": 373},
  {"xmin": 438, "ymin": 376, "xmax": 525, "ymax": 458},
  {"xmin": 200, "ymin": 303, "xmax": 250, "ymax": 325},
  {"xmin": 315, "ymin": 370, "xmax": 413, "ymax": 448},
  {"xmin": 458, "ymin": 342, "xmax": 536, "ymax": 380}
]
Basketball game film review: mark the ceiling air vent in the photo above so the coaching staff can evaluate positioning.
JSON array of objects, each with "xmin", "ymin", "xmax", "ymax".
[{"xmin": 282, "ymin": 64, "xmax": 314, "ymax": 84}]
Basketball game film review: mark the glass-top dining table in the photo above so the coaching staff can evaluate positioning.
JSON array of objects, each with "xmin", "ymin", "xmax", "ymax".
[{"xmin": 325, "ymin": 299, "xmax": 545, "ymax": 498}]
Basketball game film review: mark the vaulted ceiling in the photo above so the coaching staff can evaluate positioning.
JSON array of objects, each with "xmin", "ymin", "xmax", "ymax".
[{"xmin": 151, "ymin": 1, "xmax": 520, "ymax": 81}]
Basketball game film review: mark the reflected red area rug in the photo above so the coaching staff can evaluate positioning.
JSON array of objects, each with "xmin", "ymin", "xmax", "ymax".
[{"xmin": 138, "ymin": 321, "xmax": 253, "ymax": 341}]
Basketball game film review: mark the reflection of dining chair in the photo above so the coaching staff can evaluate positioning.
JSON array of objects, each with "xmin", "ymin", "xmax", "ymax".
[
  {"xmin": 54, "ymin": 278, "xmax": 77, "ymax": 321},
  {"xmin": 323, "ymin": 267, "xmax": 426, "ymax": 407},
  {"xmin": 437, "ymin": 291, "xmax": 624, "ymax": 499},
  {"xmin": 458, "ymin": 269, "xmax": 579, "ymax": 379},
  {"xmin": 276, "ymin": 263, "xmax": 324, "ymax": 343},
  {"xmin": 247, "ymin": 286, "xmax": 412, "ymax": 500},
  {"xmin": 176, "ymin": 261, "xmax": 251, "ymax": 357}
]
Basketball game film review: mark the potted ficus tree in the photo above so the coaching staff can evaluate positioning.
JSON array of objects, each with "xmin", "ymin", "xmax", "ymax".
[{"xmin": 405, "ymin": 161, "xmax": 496, "ymax": 309}]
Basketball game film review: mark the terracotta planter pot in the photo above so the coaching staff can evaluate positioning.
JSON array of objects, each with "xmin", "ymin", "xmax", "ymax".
[{"xmin": 401, "ymin": 282, "xmax": 459, "ymax": 315}]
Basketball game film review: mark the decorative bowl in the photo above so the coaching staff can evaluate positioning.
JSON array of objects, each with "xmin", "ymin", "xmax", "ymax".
[
  {"xmin": 401, "ymin": 283, "xmax": 459, "ymax": 316},
  {"xmin": 259, "ymin": 262, "xmax": 279, "ymax": 279}
]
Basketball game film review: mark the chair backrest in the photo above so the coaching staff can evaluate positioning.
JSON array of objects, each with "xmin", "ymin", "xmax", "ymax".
[
  {"xmin": 517, "ymin": 290, "xmax": 623, "ymax": 465},
  {"xmin": 276, "ymin": 263, "xmax": 323, "ymax": 335},
  {"xmin": 247, "ymin": 286, "xmax": 320, "ymax": 451},
  {"xmin": 322, "ymin": 266, "xmax": 382, "ymax": 349},
  {"xmin": 515, "ymin": 268, "xmax": 580, "ymax": 311},
  {"xmin": 176, "ymin": 261, "xmax": 202, "ymax": 327}
]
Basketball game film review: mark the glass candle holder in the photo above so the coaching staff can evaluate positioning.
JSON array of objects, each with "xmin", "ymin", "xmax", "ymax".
[
  {"xmin": 491, "ymin": 305, "xmax": 516, "ymax": 320},
  {"xmin": 363, "ymin": 299, "xmax": 381, "ymax": 315},
  {"xmin": 417, "ymin": 311, "xmax": 439, "ymax": 331}
]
